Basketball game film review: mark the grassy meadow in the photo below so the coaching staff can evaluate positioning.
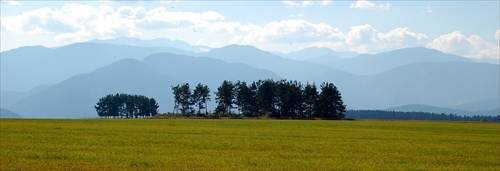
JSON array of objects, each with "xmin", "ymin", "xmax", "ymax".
[{"xmin": 0, "ymin": 119, "xmax": 498, "ymax": 170}]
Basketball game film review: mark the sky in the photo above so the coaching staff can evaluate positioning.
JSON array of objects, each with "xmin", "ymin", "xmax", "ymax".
[{"xmin": 1, "ymin": 0, "xmax": 499, "ymax": 59}]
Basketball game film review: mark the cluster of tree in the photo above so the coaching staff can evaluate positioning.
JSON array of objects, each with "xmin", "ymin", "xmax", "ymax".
[
  {"xmin": 346, "ymin": 110, "xmax": 500, "ymax": 122},
  {"xmin": 95, "ymin": 93, "xmax": 159, "ymax": 118},
  {"xmin": 171, "ymin": 83, "xmax": 211, "ymax": 115},
  {"xmin": 211, "ymin": 80, "xmax": 346, "ymax": 119}
]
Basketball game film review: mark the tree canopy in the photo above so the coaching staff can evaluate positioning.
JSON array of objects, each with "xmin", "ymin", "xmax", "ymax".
[
  {"xmin": 172, "ymin": 83, "xmax": 210, "ymax": 115},
  {"xmin": 95, "ymin": 93, "xmax": 158, "ymax": 118},
  {"xmin": 213, "ymin": 79, "xmax": 346, "ymax": 119}
]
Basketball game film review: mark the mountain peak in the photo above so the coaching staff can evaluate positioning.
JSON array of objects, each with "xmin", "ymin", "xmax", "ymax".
[{"xmin": 375, "ymin": 47, "xmax": 448, "ymax": 57}]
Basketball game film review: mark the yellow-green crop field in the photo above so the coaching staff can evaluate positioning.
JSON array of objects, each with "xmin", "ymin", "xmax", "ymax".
[{"xmin": 1, "ymin": 119, "xmax": 498, "ymax": 170}]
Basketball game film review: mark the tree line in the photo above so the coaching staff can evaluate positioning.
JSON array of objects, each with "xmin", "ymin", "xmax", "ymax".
[
  {"xmin": 95, "ymin": 93, "xmax": 159, "ymax": 118},
  {"xmin": 346, "ymin": 110, "xmax": 500, "ymax": 122},
  {"xmin": 172, "ymin": 80, "xmax": 346, "ymax": 119}
]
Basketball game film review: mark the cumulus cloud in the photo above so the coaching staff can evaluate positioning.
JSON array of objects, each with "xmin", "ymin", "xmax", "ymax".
[
  {"xmin": 2, "ymin": 3, "xmax": 497, "ymax": 59},
  {"xmin": 350, "ymin": 0, "xmax": 391, "ymax": 11},
  {"xmin": 231, "ymin": 20, "xmax": 344, "ymax": 45},
  {"xmin": 2, "ymin": 0, "xmax": 20, "ymax": 6},
  {"xmin": 195, "ymin": 39, "xmax": 221, "ymax": 48},
  {"xmin": 495, "ymin": 29, "xmax": 500, "ymax": 41},
  {"xmin": 0, "ymin": 4, "xmax": 226, "ymax": 43},
  {"xmin": 428, "ymin": 31, "xmax": 499, "ymax": 59},
  {"xmin": 206, "ymin": 22, "xmax": 242, "ymax": 34},
  {"xmin": 231, "ymin": 21, "xmax": 429, "ymax": 53},
  {"xmin": 308, "ymin": 24, "xmax": 427, "ymax": 53},
  {"xmin": 302, "ymin": 1, "xmax": 313, "ymax": 7},
  {"xmin": 145, "ymin": 8, "xmax": 224, "ymax": 26},
  {"xmin": 283, "ymin": 0, "xmax": 300, "ymax": 7},
  {"xmin": 322, "ymin": 0, "xmax": 332, "ymax": 6},
  {"xmin": 341, "ymin": 25, "xmax": 428, "ymax": 53},
  {"xmin": 283, "ymin": 0, "xmax": 331, "ymax": 8}
]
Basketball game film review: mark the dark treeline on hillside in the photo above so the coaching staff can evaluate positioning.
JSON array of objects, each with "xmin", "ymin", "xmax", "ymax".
[
  {"xmin": 172, "ymin": 80, "xmax": 346, "ymax": 119},
  {"xmin": 346, "ymin": 110, "xmax": 500, "ymax": 122},
  {"xmin": 95, "ymin": 93, "xmax": 159, "ymax": 118}
]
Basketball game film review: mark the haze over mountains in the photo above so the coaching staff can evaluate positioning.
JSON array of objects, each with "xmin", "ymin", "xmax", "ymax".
[{"xmin": 1, "ymin": 37, "xmax": 498, "ymax": 118}]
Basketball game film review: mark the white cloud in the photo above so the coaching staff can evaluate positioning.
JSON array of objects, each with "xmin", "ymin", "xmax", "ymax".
[
  {"xmin": 427, "ymin": 31, "xmax": 499, "ymax": 59},
  {"xmin": 1, "ymin": 4, "xmax": 226, "ymax": 43},
  {"xmin": 495, "ymin": 30, "xmax": 500, "ymax": 41},
  {"xmin": 341, "ymin": 25, "xmax": 428, "ymax": 53},
  {"xmin": 145, "ymin": 8, "xmax": 224, "ymax": 26},
  {"xmin": 231, "ymin": 21, "xmax": 429, "ymax": 53},
  {"xmin": 231, "ymin": 20, "xmax": 344, "ymax": 45},
  {"xmin": 350, "ymin": 0, "xmax": 391, "ymax": 11},
  {"xmin": 283, "ymin": 0, "xmax": 300, "ymax": 7},
  {"xmin": 322, "ymin": 0, "xmax": 332, "ymax": 6},
  {"xmin": 283, "ymin": 0, "xmax": 331, "ymax": 8},
  {"xmin": 2, "ymin": 0, "xmax": 20, "ymax": 6},
  {"xmin": 207, "ymin": 22, "xmax": 242, "ymax": 34},
  {"xmin": 302, "ymin": 0, "xmax": 313, "ymax": 7},
  {"xmin": 195, "ymin": 39, "xmax": 221, "ymax": 48},
  {"xmin": 2, "ymin": 3, "xmax": 497, "ymax": 59}
]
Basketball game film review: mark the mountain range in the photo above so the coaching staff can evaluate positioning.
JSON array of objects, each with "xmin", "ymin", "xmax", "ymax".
[
  {"xmin": 387, "ymin": 104, "xmax": 499, "ymax": 117},
  {"xmin": 1, "ymin": 37, "xmax": 498, "ymax": 118},
  {"xmin": 0, "ymin": 108, "xmax": 23, "ymax": 118}
]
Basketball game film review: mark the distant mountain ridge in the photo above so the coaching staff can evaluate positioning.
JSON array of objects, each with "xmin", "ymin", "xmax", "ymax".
[
  {"xmin": 309, "ymin": 62, "xmax": 499, "ymax": 110},
  {"xmin": 90, "ymin": 37, "xmax": 211, "ymax": 53},
  {"xmin": 204, "ymin": 45, "xmax": 337, "ymax": 80},
  {"xmin": 8, "ymin": 53, "xmax": 280, "ymax": 118},
  {"xmin": 319, "ymin": 47, "xmax": 475, "ymax": 75},
  {"xmin": 387, "ymin": 104, "xmax": 499, "ymax": 116},
  {"xmin": 0, "ymin": 42, "xmax": 195, "ymax": 92},
  {"xmin": 0, "ymin": 108, "xmax": 23, "ymax": 118},
  {"xmin": 1, "ymin": 41, "xmax": 498, "ymax": 118},
  {"xmin": 283, "ymin": 47, "xmax": 358, "ymax": 61}
]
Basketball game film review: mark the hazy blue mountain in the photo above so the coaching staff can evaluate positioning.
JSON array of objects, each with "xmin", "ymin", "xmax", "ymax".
[
  {"xmin": 89, "ymin": 37, "xmax": 210, "ymax": 53},
  {"xmin": 473, "ymin": 58, "xmax": 500, "ymax": 65},
  {"xmin": 475, "ymin": 108, "xmax": 500, "ymax": 116},
  {"xmin": 387, "ymin": 104, "xmax": 499, "ymax": 116},
  {"xmin": 0, "ymin": 108, "xmax": 23, "ymax": 118},
  {"xmin": 0, "ymin": 85, "xmax": 49, "ymax": 109},
  {"xmin": 3, "ymin": 42, "xmax": 498, "ymax": 118},
  {"xmin": 142, "ymin": 53, "xmax": 281, "ymax": 87},
  {"xmin": 204, "ymin": 45, "xmax": 336, "ymax": 80},
  {"xmin": 309, "ymin": 62, "xmax": 499, "ymax": 110},
  {"xmin": 8, "ymin": 53, "xmax": 281, "ymax": 118},
  {"xmin": 0, "ymin": 45, "xmax": 51, "ymax": 55},
  {"xmin": 322, "ymin": 47, "xmax": 475, "ymax": 75},
  {"xmin": 8, "ymin": 59, "xmax": 178, "ymax": 118},
  {"xmin": 284, "ymin": 46, "xmax": 358, "ymax": 61},
  {"xmin": 0, "ymin": 42, "xmax": 195, "ymax": 92},
  {"xmin": 448, "ymin": 98, "xmax": 500, "ymax": 111}
]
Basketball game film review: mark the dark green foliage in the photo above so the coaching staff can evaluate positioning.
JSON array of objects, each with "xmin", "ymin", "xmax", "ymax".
[
  {"xmin": 275, "ymin": 80, "xmax": 304, "ymax": 118},
  {"xmin": 315, "ymin": 82, "xmax": 346, "ymax": 119},
  {"xmin": 235, "ymin": 81, "xmax": 257, "ymax": 117},
  {"xmin": 172, "ymin": 83, "xmax": 194, "ymax": 115},
  {"xmin": 209, "ymin": 79, "xmax": 346, "ymax": 119},
  {"xmin": 192, "ymin": 83, "xmax": 211, "ymax": 115},
  {"xmin": 303, "ymin": 83, "xmax": 318, "ymax": 118},
  {"xmin": 255, "ymin": 80, "xmax": 278, "ymax": 117},
  {"xmin": 346, "ymin": 110, "xmax": 500, "ymax": 122},
  {"xmin": 95, "ymin": 93, "xmax": 158, "ymax": 118},
  {"xmin": 214, "ymin": 80, "xmax": 235, "ymax": 116}
]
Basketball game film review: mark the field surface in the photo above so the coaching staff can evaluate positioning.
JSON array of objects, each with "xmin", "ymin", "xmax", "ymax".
[{"xmin": 1, "ymin": 119, "xmax": 498, "ymax": 170}]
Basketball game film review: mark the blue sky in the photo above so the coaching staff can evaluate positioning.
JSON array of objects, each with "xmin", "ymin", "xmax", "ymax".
[{"xmin": 1, "ymin": 0, "xmax": 499, "ymax": 59}]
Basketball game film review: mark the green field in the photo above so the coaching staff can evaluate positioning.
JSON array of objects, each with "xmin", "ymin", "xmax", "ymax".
[{"xmin": 1, "ymin": 119, "xmax": 498, "ymax": 170}]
